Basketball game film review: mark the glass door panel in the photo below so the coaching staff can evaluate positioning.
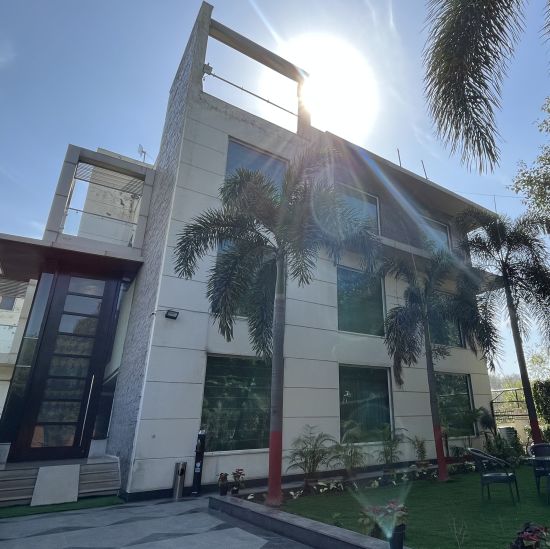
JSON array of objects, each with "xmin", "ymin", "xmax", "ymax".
[{"xmin": 8, "ymin": 273, "xmax": 119, "ymax": 460}]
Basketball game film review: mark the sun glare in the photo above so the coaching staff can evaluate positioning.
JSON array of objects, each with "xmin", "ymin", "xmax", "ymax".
[{"xmin": 261, "ymin": 34, "xmax": 380, "ymax": 145}]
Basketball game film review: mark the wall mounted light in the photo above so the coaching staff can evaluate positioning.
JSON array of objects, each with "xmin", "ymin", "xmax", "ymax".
[{"xmin": 164, "ymin": 309, "xmax": 179, "ymax": 320}]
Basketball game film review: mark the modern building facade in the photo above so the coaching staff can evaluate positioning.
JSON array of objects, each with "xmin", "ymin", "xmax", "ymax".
[{"xmin": 0, "ymin": 2, "xmax": 492, "ymax": 502}]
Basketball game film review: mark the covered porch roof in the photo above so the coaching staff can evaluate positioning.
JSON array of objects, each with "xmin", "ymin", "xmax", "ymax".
[{"xmin": 0, "ymin": 233, "xmax": 143, "ymax": 282}]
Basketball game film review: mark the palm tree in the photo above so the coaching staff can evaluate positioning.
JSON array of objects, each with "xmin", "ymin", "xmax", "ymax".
[
  {"xmin": 174, "ymin": 149, "xmax": 378, "ymax": 506},
  {"xmin": 384, "ymin": 248, "xmax": 499, "ymax": 480},
  {"xmin": 424, "ymin": 0, "xmax": 545, "ymax": 172},
  {"xmin": 458, "ymin": 208, "xmax": 550, "ymax": 443}
]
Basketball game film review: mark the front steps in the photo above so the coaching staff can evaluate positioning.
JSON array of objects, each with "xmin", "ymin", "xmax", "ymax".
[{"xmin": 0, "ymin": 456, "xmax": 120, "ymax": 507}]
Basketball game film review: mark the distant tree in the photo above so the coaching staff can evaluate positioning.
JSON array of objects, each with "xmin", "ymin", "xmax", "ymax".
[
  {"xmin": 459, "ymin": 209, "xmax": 550, "ymax": 443},
  {"xmin": 174, "ymin": 148, "xmax": 378, "ymax": 506},
  {"xmin": 424, "ymin": 1, "xmax": 549, "ymax": 172},
  {"xmin": 513, "ymin": 98, "xmax": 550, "ymax": 214},
  {"xmin": 527, "ymin": 347, "xmax": 550, "ymax": 381},
  {"xmin": 383, "ymin": 248, "xmax": 499, "ymax": 481}
]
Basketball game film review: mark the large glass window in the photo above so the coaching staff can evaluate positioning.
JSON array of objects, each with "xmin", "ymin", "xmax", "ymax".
[
  {"xmin": 339, "ymin": 365, "xmax": 391, "ymax": 442},
  {"xmin": 422, "ymin": 217, "xmax": 450, "ymax": 250},
  {"xmin": 201, "ymin": 355, "xmax": 271, "ymax": 452},
  {"xmin": 435, "ymin": 372, "xmax": 475, "ymax": 436},
  {"xmin": 429, "ymin": 293, "xmax": 463, "ymax": 347},
  {"xmin": 337, "ymin": 267, "xmax": 384, "ymax": 336},
  {"xmin": 226, "ymin": 139, "xmax": 287, "ymax": 191},
  {"xmin": 342, "ymin": 188, "xmax": 379, "ymax": 234}
]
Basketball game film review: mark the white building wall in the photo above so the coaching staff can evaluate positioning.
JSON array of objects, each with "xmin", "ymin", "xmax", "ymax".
[{"xmin": 127, "ymin": 92, "xmax": 491, "ymax": 493}]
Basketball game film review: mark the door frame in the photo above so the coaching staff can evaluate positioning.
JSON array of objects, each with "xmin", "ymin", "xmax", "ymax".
[{"xmin": 9, "ymin": 272, "xmax": 120, "ymax": 462}]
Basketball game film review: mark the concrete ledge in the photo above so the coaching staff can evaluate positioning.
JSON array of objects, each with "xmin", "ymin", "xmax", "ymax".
[{"xmin": 209, "ymin": 495, "xmax": 410, "ymax": 549}]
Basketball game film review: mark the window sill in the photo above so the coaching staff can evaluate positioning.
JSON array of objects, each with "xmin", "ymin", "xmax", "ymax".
[
  {"xmin": 205, "ymin": 448, "xmax": 268, "ymax": 457},
  {"xmin": 337, "ymin": 330, "xmax": 385, "ymax": 340}
]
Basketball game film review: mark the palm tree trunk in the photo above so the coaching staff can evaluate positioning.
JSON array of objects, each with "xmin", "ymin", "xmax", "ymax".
[
  {"xmin": 503, "ymin": 278, "xmax": 542, "ymax": 444},
  {"xmin": 266, "ymin": 254, "xmax": 286, "ymax": 506},
  {"xmin": 423, "ymin": 317, "xmax": 449, "ymax": 481}
]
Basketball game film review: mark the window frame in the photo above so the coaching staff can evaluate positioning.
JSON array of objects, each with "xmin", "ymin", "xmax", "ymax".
[
  {"xmin": 340, "ymin": 183, "xmax": 381, "ymax": 236},
  {"xmin": 421, "ymin": 216, "xmax": 452, "ymax": 250},
  {"xmin": 435, "ymin": 371, "xmax": 476, "ymax": 438},
  {"xmin": 336, "ymin": 265, "xmax": 386, "ymax": 337},
  {"xmin": 429, "ymin": 291, "xmax": 465, "ymax": 349},
  {"xmin": 338, "ymin": 363, "xmax": 394, "ymax": 443},
  {"xmin": 200, "ymin": 353, "xmax": 272, "ymax": 453},
  {"xmin": 226, "ymin": 137, "xmax": 288, "ymax": 187}
]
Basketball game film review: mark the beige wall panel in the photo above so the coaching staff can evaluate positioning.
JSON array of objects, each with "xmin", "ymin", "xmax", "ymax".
[
  {"xmin": 158, "ymin": 276, "xmax": 209, "ymax": 313},
  {"xmin": 393, "ymin": 391, "xmax": 431, "ymax": 418},
  {"xmin": 141, "ymin": 381, "xmax": 204, "ymax": 420},
  {"xmin": 176, "ymin": 162, "xmax": 223, "ymax": 197},
  {"xmin": 151, "ymin": 310, "xmax": 209, "ymax": 350},
  {"xmin": 207, "ymin": 319, "xmax": 255, "ymax": 356},
  {"xmin": 146, "ymin": 347, "xmax": 206, "ymax": 384},
  {"xmin": 130, "ymin": 456, "xmax": 195, "ymax": 492},
  {"xmin": 283, "ymin": 387, "xmax": 340, "ymax": 419},
  {"xmin": 172, "ymin": 188, "xmax": 220, "ymax": 223},
  {"xmin": 282, "ymin": 416, "xmax": 340, "ymax": 449},
  {"xmin": 286, "ymin": 299, "xmax": 337, "ymax": 331},
  {"xmin": 286, "ymin": 279, "xmax": 337, "ymax": 307},
  {"xmin": 284, "ymin": 358, "xmax": 339, "ymax": 389},
  {"xmin": 180, "ymin": 138, "xmax": 226, "ymax": 176},
  {"xmin": 203, "ymin": 451, "xmax": 269, "ymax": 484},
  {"xmin": 184, "ymin": 116, "xmax": 229, "ymax": 154},
  {"xmin": 135, "ymin": 418, "xmax": 200, "ymax": 459}
]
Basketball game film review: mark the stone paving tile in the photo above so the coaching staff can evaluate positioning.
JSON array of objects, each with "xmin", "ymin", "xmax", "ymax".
[{"xmin": 0, "ymin": 498, "xmax": 309, "ymax": 549}]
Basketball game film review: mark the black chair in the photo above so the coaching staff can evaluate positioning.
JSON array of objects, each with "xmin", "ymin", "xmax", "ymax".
[
  {"xmin": 531, "ymin": 443, "xmax": 550, "ymax": 502},
  {"xmin": 468, "ymin": 448, "xmax": 520, "ymax": 504}
]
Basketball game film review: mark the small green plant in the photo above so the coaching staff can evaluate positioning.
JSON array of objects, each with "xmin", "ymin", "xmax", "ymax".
[
  {"xmin": 409, "ymin": 436, "xmax": 427, "ymax": 462},
  {"xmin": 332, "ymin": 512, "xmax": 344, "ymax": 528},
  {"xmin": 358, "ymin": 501, "xmax": 407, "ymax": 540},
  {"xmin": 329, "ymin": 422, "xmax": 369, "ymax": 477},
  {"xmin": 287, "ymin": 425, "xmax": 336, "ymax": 488},
  {"xmin": 377, "ymin": 426, "xmax": 405, "ymax": 466}
]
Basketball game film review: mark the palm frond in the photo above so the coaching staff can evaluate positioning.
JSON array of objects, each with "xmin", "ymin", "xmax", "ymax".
[
  {"xmin": 451, "ymin": 270, "xmax": 501, "ymax": 370},
  {"xmin": 424, "ymin": 0, "xmax": 525, "ymax": 171},
  {"xmin": 220, "ymin": 168, "xmax": 279, "ymax": 231},
  {"xmin": 246, "ymin": 257, "xmax": 277, "ymax": 358},
  {"xmin": 207, "ymin": 239, "xmax": 270, "ymax": 341},
  {"xmin": 384, "ymin": 304, "xmax": 423, "ymax": 385},
  {"xmin": 174, "ymin": 208, "xmax": 271, "ymax": 278}
]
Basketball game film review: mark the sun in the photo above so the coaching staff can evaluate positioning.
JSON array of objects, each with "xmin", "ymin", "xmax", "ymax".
[{"xmin": 260, "ymin": 34, "xmax": 380, "ymax": 146}]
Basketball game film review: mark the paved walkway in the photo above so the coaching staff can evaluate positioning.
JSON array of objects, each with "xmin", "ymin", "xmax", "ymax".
[{"xmin": 0, "ymin": 497, "xmax": 309, "ymax": 548}]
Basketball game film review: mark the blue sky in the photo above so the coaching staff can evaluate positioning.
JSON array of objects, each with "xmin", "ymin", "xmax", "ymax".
[{"xmin": 1, "ymin": 0, "xmax": 549, "ymax": 375}]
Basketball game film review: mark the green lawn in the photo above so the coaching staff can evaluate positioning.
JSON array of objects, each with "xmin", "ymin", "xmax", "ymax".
[
  {"xmin": 282, "ymin": 467, "xmax": 548, "ymax": 549},
  {"xmin": 0, "ymin": 496, "xmax": 124, "ymax": 519}
]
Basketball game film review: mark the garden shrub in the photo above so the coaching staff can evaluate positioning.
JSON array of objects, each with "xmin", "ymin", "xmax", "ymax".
[{"xmin": 533, "ymin": 380, "xmax": 550, "ymax": 425}]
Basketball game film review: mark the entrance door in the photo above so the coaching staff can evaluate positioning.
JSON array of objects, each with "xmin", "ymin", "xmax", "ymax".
[{"xmin": 10, "ymin": 274, "xmax": 119, "ymax": 461}]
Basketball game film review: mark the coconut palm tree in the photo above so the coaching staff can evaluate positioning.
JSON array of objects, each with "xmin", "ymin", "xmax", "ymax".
[
  {"xmin": 458, "ymin": 208, "xmax": 550, "ymax": 443},
  {"xmin": 424, "ymin": 0, "xmax": 545, "ymax": 172},
  {"xmin": 174, "ymin": 149, "xmax": 379, "ymax": 505},
  {"xmin": 384, "ymin": 248, "xmax": 499, "ymax": 480}
]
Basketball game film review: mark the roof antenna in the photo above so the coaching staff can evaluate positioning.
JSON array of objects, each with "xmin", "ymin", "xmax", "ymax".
[
  {"xmin": 138, "ymin": 144, "xmax": 147, "ymax": 163},
  {"xmin": 397, "ymin": 148, "xmax": 402, "ymax": 167},
  {"xmin": 421, "ymin": 160, "xmax": 428, "ymax": 180}
]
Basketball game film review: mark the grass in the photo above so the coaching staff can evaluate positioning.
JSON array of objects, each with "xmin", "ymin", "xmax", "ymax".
[
  {"xmin": 282, "ymin": 467, "xmax": 549, "ymax": 549},
  {"xmin": 0, "ymin": 495, "xmax": 124, "ymax": 519}
]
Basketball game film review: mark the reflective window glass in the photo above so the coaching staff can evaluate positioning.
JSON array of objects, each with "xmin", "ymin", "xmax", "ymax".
[
  {"xmin": 54, "ymin": 335, "xmax": 95, "ymax": 356},
  {"xmin": 31, "ymin": 424, "xmax": 76, "ymax": 448},
  {"xmin": 201, "ymin": 356, "xmax": 271, "ymax": 451},
  {"xmin": 59, "ymin": 315, "xmax": 98, "ymax": 336},
  {"xmin": 64, "ymin": 295, "xmax": 101, "ymax": 316},
  {"xmin": 68, "ymin": 277, "xmax": 105, "ymax": 297},
  {"xmin": 37, "ymin": 401, "xmax": 81, "ymax": 423},
  {"xmin": 49, "ymin": 356, "xmax": 90, "ymax": 378}
]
